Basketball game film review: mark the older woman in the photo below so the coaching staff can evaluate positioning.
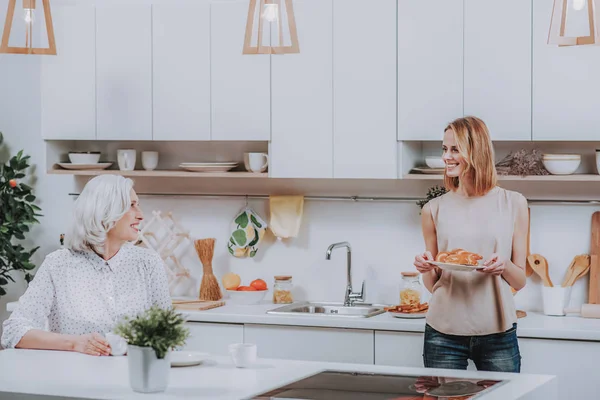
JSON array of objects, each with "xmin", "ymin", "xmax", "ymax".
[{"xmin": 1, "ymin": 175, "xmax": 171, "ymax": 355}]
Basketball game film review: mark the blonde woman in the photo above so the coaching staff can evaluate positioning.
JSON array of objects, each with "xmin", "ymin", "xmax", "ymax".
[
  {"xmin": 413, "ymin": 116, "xmax": 528, "ymax": 372},
  {"xmin": 1, "ymin": 175, "xmax": 171, "ymax": 355}
]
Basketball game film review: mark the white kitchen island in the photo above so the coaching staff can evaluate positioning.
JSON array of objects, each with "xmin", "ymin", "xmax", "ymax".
[{"xmin": 0, "ymin": 349, "xmax": 555, "ymax": 400}]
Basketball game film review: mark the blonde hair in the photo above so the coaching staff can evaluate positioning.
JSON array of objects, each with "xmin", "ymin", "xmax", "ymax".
[
  {"xmin": 66, "ymin": 174, "xmax": 134, "ymax": 255},
  {"xmin": 443, "ymin": 116, "xmax": 497, "ymax": 196}
]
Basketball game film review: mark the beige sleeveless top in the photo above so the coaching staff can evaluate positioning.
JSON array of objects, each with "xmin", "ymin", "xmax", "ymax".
[{"xmin": 426, "ymin": 186, "xmax": 522, "ymax": 336}]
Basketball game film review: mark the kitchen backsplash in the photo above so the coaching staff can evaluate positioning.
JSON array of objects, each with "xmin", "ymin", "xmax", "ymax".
[{"xmin": 138, "ymin": 195, "xmax": 595, "ymax": 312}]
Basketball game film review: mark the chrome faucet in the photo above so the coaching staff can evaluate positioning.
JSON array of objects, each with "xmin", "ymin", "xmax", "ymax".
[{"xmin": 325, "ymin": 242, "xmax": 365, "ymax": 306}]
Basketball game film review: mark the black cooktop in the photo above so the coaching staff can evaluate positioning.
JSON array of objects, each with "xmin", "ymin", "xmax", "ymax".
[{"xmin": 247, "ymin": 370, "xmax": 507, "ymax": 399}]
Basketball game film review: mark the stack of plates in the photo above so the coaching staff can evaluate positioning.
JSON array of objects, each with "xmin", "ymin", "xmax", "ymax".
[{"xmin": 179, "ymin": 162, "xmax": 238, "ymax": 173}]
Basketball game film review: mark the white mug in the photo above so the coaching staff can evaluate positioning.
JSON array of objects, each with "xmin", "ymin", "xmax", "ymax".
[
  {"xmin": 105, "ymin": 332, "xmax": 127, "ymax": 356},
  {"xmin": 245, "ymin": 153, "xmax": 268, "ymax": 173},
  {"xmin": 541, "ymin": 286, "xmax": 572, "ymax": 316},
  {"xmin": 141, "ymin": 151, "xmax": 159, "ymax": 171},
  {"xmin": 117, "ymin": 149, "xmax": 136, "ymax": 171},
  {"xmin": 595, "ymin": 149, "xmax": 600, "ymax": 175},
  {"xmin": 228, "ymin": 343, "xmax": 257, "ymax": 368}
]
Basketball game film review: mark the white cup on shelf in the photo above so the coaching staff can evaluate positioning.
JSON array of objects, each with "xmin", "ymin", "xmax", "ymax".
[
  {"xmin": 245, "ymin": 153, "xmax": 269, "ymax": 173},
  {"xmin": 228, "ymin": 343, "xmax": 257, "ymax": 368},
  {"xmin": 117, "ymin": 149, "xmax": 136, "ymax": 171},
  {"xmin": 542, "ymin": 286, "xmax": 572, "ymax": 316},
  {"xmin": 595, "ymin": 149, "xmax": 600, "ymax": 175},
  {"xmin": 141, "ymin": 151, "xmax": 159, "ymax": 171}
]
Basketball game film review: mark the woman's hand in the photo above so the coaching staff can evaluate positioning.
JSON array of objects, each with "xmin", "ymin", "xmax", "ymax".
[
  {"xmin": 414, "ymin": 251, "xmax": 436, "ymax": 273},
  {"xmin": 72, "ymin": 333, "xmax": 111, "ymax": 356},
  {"xmin": 479, "ymin": 253, "xmax": 506, "ymax": 276}
]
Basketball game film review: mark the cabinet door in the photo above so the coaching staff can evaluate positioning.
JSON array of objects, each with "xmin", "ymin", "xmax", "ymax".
[
  {"xmin": 270, "ymin": 0, "xmax": 333, "ymax": 178},
  {"xmin": 152, "ymin": 3, "xmax": 211, "ymax": 141},
  {"xmin": 464, "ymin": 0, "xmax": 532, "ymax": 141},
  {"xmin": 96, "ymin": 5, "xmax": 152, "ymax": 140},
  {"xmin": 210, "ymin": 1, "xmax": 270, "ymax": 141},
  {"xmin": 533, "ymin": 0, "xmax": 600, "ymax": 140},
  {"xmin": 41, "ymin": 5, "xmax": 95, "ymax": 140},
  {"xmin": 184, "ymin": 322, "xmax": 244, "ymax": 356},
  {"xmin": 397, "ymin": 0, "xmax": 463, "ymax": 140},
  {"xmin": 333, "ymin": 0, "xmax": 397, "ymax": 179},
  {"xmin": 244, "ymin": 324, "xmax": 374, "ymax": 364},
  {"xmin": 374, "ymin": 331, "xmax": 424, "ymax": 367}
]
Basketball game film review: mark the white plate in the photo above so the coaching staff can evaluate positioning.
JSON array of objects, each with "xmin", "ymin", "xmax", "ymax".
[
  {"xmin": 389, "ymin": 311, "xmax": 427, "ymax": 319},
  {"xmin": 180, "ymin": 162, "xmax": 238, "ymax": 166},
  {"xmin": 170, "ymin": 351, "xmax": 209, "ymax": 367},
  {"xmin": 57, "ymin": 162, "xmax": 113, "ymax": 170},
  {"xmin": 430, "ymin": 260, "xmax": 484, "ymax": 272},
  {"xmin": 411, "ymin": 167, "xmax": 445, "ymax": 175},
  {"xmin": 180, "ymin": 165, "xmax": 237, "ymax": 172}
]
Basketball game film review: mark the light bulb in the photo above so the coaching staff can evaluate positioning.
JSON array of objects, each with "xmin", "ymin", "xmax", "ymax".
[
  {"xmin": 573, "ymin": 0, "xmax": 586, "ymax": 11},
  {"xmin": 262, "ymin": 3, "xmax": 278, "ymax": 23},
  {"xmin": 23, "ymin": 8, "xmax": 34, "ymax": 24}
]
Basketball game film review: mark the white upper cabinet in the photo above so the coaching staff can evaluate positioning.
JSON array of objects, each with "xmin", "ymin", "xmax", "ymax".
[
  {"xmin": 210, "ymin": 1, "xmax": 270, "ymax": 141},
  {"xmin": 152, "ymin": 3, "xmax": 211, "ymax": 141},
  {"xmin": 41, "ymin": 5, "xmax": 96, "ymax": 140},
  {"xmin": 533, "ymin": 0, "xmax": 600, "ymax": 140},
  {"xmin": 464, "ymin": 0, "xmax": 532, "ymax": 141},
  {"xmin": 333, "ymin": 0, "xmax": 397, "ymax": 179},
  {"xmin": 271, "ymin": 0, "xmax": 333, "ymax": 178},
  {"xmin": 96, "ymin": 5, "xmax": 152, "ymax": 141},
  {"xmin": 397, "ymin": 0, "xmax": 463, "ymax": 141}
]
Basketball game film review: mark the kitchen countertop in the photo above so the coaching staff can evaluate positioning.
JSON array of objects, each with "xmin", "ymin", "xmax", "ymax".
[
  {"xmin": 0, "ymin": 349, "xmax": 555, "ymax": 400},
  {"xmin": 8, "ymin": 300, "xmax": 600, "ymax": 342}
]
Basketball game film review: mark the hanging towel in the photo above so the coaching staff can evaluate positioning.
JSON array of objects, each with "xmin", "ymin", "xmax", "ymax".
[
  {"xmin": 269, "ymin": 195, "xmax": 304, "ymax": 240},
  {"xmin": 227, "ymin": 207, "xmax": 268, "ymax": 258}
]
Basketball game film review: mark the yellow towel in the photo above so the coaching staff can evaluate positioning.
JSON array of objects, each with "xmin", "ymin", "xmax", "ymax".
[{"xmin": 269, "ymin": 195, "xmax": 304, "ymax": 239}]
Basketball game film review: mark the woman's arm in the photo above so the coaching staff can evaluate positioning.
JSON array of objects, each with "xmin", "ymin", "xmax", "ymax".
[
  {"xmin": 502, "ymin": 196, "xmax": 528, "ymax": 291},
  {"xmin": 420, "ymin": 203, "xmax": 441, "ymax": 293}
]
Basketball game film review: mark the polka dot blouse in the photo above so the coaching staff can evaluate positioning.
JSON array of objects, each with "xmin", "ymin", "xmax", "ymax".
[{"xmin": 1, "ymin": 244, "xmax": 172, "ymax": 349}]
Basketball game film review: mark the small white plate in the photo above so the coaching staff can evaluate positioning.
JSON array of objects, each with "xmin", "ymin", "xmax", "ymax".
[
  {"xmin": 430, "ymin": 260, "xmax": 484, "ymax": 272},
  {"xmin": 170, "ymin": 351, "xmax": 209, "ymax": 367},
  {"xmin": 57, "ymin": 162, "xmax": 113, "ymax": 170},
  {"xmin": 411, "ymin": 167, "xmax": 445, "ymax": 175},
  {"xmin": 179, "ymin": 165, "xmax": 237, "ymax": 172},
  {"xmin": 389, "ymin": 311, "xmax": 427, "ymax": 319},
  {"xmin": 179, "ymin": 162, "xmax": 238, "ymax": 166}
]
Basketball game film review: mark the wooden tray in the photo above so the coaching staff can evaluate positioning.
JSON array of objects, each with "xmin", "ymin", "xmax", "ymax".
[{"xmin": 172, "ymin": 300, "xmax": 225, "ymax": 311}]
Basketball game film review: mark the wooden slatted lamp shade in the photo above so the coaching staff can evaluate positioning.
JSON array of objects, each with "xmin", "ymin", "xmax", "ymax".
[
  {"xmin": 548, "ymin": 0, "xmax": 600, "ymax": 46},
  {"xmin": 243, "ymin": 0, "xmax": 299, "ymax": 54},
  {"xmin": 0, "ymin": 0, "xmax": 56, "ymax": 55}
]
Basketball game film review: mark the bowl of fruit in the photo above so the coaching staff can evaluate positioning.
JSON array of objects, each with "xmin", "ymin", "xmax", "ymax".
[{"xmin": 222, "ymin": 273, "xmax": 268, "ymax": 305}]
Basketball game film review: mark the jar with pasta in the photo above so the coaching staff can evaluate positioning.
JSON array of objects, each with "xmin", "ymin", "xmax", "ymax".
[
  {"xmin": 399, "ymin": 272, "xmax": 422, "ymax": 305},
  {"xmin": 273, "ymin": 275, "xmax": 293, "ymax": 304}
]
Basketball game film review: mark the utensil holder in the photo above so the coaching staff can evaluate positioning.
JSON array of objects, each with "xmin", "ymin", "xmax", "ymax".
[{"xmin": 542, "ymin": 286, "xmax": 572, "ymax": 316}]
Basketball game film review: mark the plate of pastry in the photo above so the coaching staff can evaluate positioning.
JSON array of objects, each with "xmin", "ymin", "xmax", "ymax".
[
  {"xmin": 386, "ymin": 303, "xmax": 429, "ymax": 319},
  {"xmin": 430, "ymin": 249, "xmax": 484, "ymax": 272}
]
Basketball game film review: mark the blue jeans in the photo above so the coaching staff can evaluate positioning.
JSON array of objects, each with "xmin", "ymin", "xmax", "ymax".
[{"xmin": 423, "ymin": 323, "xmax": 521, "ymax": 373}]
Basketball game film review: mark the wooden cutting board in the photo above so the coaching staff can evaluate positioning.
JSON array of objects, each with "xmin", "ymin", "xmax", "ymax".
[
  {"xmin": 589, "ymin": 212, "xmax": 600, "ymax": 304},
  {"xmin": 172, "ymin": 300, "xmax": 225, "ymax": 311},
  {"xmin": 526, "ymin": 207, "xmax": 533, "ymax": 277}
]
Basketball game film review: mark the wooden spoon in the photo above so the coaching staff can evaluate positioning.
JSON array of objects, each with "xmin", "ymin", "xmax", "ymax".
[
  {"xmin": 562, "ymin": 254, "xmax": 591, "ymax": 287},
  {"xmin": 527, "ymin": 254, "xmax": 553, "ymax": 287},
  {"xmin": 525, "ymin": 207, "xmax": 534, "ymax": 277}
]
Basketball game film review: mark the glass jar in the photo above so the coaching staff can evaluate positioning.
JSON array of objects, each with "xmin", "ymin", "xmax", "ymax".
[
  {"xmin": 400, "ymin": 272, "xmax": 422, "ymax": 305},
  {"xmin": 273, "ymin": 275, "xmax": 293, "ymax": 304}
]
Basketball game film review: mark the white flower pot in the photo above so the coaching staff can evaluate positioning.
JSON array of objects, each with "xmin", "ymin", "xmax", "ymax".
[{"xmin": 127, "ymin": 345, "xmax": 171, "ymax": 393}]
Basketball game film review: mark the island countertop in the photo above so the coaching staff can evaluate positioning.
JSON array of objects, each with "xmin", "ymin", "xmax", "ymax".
[
  {"xmin": 0, "ymin": 349, "xmax": 555, "ymax": 400},
  {"xmin": 7, "ymin": 300, "xmax": 600, "ymax": 342}
]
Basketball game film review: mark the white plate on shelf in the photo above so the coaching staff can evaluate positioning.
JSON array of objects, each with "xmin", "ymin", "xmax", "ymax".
[
  {"xmin": 180, "ymin": 162, "xmax": 238, "ymax": 166},
  {"xmin": 57, "ymin": 162, "xmax": 113, "ymax": 170},
  {"xmin": 411, "ymin": 167, "xmax": 445, "ymax": 175},
  {"xmin": 388, "ymin": 311, "xmax": 427, "ymax": 319},
  {"xmin": 430, "ymin": 260, "xmax": 484, "ymax": 272},
  {"xmin": 170, "ymin": 351, "xmax": 209, "ymax": 367},
  {"xmin": 180, "ymin": 164, "xmax": 237, "ymax": 172}
]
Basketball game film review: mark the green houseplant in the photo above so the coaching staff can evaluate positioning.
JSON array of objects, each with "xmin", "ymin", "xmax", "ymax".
[
  {"xmin": 0, "ymin": 132, "xmax": 42, "ymax": 297},
  {"xmin": 416, "ymin": 185, "xmax": 448, "ymax": 213},
  {"xmin": 114, "ymin": 306, "xmax": 189, "ymax": 393}
]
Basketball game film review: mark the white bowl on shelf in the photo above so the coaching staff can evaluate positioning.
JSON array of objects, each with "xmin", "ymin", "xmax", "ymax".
[
  {"xmin": 425, "ymin": 156, "xmax": 445, "ymax": 169},
  {"xmin": 68, "ymin": 152, "xmax": 101, "ymax": 164},
  {"xmin": 226, "ymin": 289, "xmax": 267, "ymax": 305},
  {"xmin": 542, "ymin": 154, "xmax": 581, "ymax": 175}
]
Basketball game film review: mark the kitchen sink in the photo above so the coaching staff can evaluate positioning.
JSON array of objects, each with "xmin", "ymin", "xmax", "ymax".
[{"xmin": 267, "ymin": 302, "xmax": 387, "ymax": 318}]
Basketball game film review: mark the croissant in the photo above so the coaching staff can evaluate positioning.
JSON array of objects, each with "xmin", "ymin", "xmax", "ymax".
[{"xmin": 436, "ymin": 249, "xmax": 482, "ymax": 266}]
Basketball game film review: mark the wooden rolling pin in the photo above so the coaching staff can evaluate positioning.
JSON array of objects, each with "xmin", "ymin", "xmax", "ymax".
[{"xmin": 564, "ymin": 304, "xmax": 600, "ymax": 319}]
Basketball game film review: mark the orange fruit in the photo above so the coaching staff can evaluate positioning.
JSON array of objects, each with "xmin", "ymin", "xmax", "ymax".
[
  {"xmin": 237, "ymin": 286, "xmax": 257, "ymax": 291},
  {"xmin": 8, "ymin": 179, "xmax": 17, "ymax": 188},
  {"xmin": 250, "ymin": 279, "xmax": 267, "ymax": 291}
]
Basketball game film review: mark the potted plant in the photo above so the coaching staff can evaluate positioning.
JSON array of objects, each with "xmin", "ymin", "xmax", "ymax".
[
  {"xmin": 416, "ymin": 185, "xmax": 448, "ymax": 213},
  {"xmin": 0, "ymin": 132, "xmax": 42, "ymax": 297},
  {"xmin": 114, "ymin": 306, "xmax": 190, "ymax": 393}
]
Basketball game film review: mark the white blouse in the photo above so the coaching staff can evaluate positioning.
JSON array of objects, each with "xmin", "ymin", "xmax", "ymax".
[{"xmin": 1, "ymin": 244, "xmax": 172, "ymax": 349}]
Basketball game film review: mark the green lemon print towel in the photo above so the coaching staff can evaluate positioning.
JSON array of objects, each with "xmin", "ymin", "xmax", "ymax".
[{"xmin": 227, "ymin": 207, "xmax": 267, "ymax": 258}]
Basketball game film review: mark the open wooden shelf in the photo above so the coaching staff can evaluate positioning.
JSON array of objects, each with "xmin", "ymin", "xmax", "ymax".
[
  {"xmin": 404, "ymin": 173, "xmax": 600, "ymax": 181},
  {"xmin": 48, "ymin": 167, "xmax": 268, "ymax": 179}
]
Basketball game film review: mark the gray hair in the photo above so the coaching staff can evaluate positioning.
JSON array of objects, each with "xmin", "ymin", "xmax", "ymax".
[{"xmin": 66, "ymin": 174, "xmax": 134, "ymax": 255}]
